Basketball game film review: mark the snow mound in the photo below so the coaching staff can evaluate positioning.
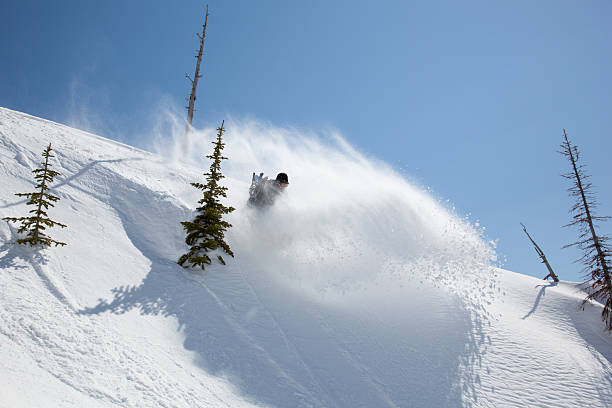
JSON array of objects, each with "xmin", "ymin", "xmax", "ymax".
[{"xmin": 0, "ymin": 107, "xmax": 610, "ymax": 407}]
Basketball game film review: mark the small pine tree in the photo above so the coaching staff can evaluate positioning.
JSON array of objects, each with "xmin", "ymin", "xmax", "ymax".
[
  {"xmin": 560, "ymin": 130, "xmax": 612, "ymax": 330},
  {"xmin": 178, "ymin": 121, "xmax": 235, "ymax": 269},
  {"xmin": 3, "ymin": 143, "xmax": 67, "ymax": 247}
]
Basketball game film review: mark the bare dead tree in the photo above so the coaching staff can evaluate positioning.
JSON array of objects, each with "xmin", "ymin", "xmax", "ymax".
[
  {"xmin": 560, "ymin": 129, "xmax": 612, "ymax": 330},
  {"xmin": 185, "ymin": 4, "xmax": 209, "ymax": 135},
  {"xmin": 521, "ymin": 223, "xmax": 559, "ymax": 282}
]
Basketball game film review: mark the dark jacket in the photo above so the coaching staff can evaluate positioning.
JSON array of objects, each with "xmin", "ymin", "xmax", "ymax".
[{"xmin": 248, "ymin": 180, "xmax": 283, "ymax": 207}]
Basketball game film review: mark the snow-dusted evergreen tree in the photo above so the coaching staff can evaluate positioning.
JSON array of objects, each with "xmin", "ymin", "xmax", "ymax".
[
  {"xmin": 3, "ymin": 143, "xmax": 67, "ymax": 247},
  {"xmin": 178, "ymin": 121, "xmax": 235, "ymax": 269},
  {"xmin": 560, "ymin": 130, "xmax": 612, "ymax": 330}
]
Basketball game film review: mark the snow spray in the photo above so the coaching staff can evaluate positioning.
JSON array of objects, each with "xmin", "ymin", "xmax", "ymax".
[{"xmin": 154, "ymin": 116, "xmax": 499, "ymax": 308}]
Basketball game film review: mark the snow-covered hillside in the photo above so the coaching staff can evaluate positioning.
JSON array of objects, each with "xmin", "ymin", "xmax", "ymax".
[{"xmin": 0, "ymin": 107, "xmax": 610, "ymax": 407}]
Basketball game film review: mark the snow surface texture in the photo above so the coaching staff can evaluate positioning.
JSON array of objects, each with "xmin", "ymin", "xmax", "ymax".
[{"xmin": 0, "ymin": 107, "xmax": 610, "ymax": 407}]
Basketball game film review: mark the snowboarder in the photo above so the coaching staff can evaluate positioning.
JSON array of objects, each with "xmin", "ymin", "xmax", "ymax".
[{"xmin": 248, "ymin": 172, "xmax": 289, "ymax": 208}]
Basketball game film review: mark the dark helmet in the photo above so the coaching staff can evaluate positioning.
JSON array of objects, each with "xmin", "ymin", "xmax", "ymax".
[{"xmin": 276, "ymin": 172, "xmax": 289, "ymax": 184}]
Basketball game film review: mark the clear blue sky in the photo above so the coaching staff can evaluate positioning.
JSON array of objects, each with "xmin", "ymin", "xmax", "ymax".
[{"xmin": 2, "ymin": 0, "xmax": 611, "ymax": 282}]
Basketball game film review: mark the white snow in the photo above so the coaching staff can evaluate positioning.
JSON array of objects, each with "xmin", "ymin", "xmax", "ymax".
[{"xmin": 0, "ymin": 106, "xmax": 610, "ymax": 407}]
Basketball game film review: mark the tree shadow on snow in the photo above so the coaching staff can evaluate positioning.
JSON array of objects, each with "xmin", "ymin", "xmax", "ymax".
[
  {"xmin": 77, "ymin": 175, "xmax": 329, "ymax": 406},
  {"xmin": 0, "ymin": 224, "xmax": 76, "ymax": 309},
  {"xmin": 567, "ymin": 287, "xmax": 612, "ymax": 399},
  {"xmin": 0, "ymin": 157, "xmax": 144, "ymax": 210},
  {"xmin": 0, "ymin": 227, "xmax": 46, "ymax": 271},
  {"xmin": 521, "ymin": 282, "xmax": 557, "ymax": 320},
  {"xmin": 521, "ymin": 281, "xmax": 612, "ymax": 401},
  {"xmin": 78, "ymin": 177, "xmax": 488, "ymax": 407}
]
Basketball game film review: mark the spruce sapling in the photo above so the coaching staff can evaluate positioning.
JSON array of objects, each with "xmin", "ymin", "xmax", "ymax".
[
  {"xmin": 178, "ymin": 121, "xmax": 235, "ymax": 270},
  {"xmin": 3, "ymin": 143, "xmax": 67, "ymax": 247}
]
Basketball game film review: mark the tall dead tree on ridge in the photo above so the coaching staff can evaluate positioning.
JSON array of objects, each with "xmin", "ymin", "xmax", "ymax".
[
  {"xmin": 521, "ymin": 223, "xmax": 559, "ymax": 282},
  {"xmin": 561, "ymin": 129, "xmax": 612, "ymax": 330},
  {"xmin": 185, "ymin": 4, "xmax": 209, "ymax": 135}
]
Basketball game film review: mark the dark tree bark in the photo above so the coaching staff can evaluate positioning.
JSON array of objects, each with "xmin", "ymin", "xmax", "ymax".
[
  {"xmin": 521, "ymin": 223, "xmax": 559, "ymax": 282},
  {"xmin": 185, "ymin": 4, "xmax": 209, "ymax": 135},
  {"xmin": 561, "ymin": 129, "xmax": 612, "ymax": 330}
]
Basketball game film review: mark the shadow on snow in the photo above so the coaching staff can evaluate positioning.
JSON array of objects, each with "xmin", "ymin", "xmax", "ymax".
[{"xmin": 76, "ymin": 165, "xmax": 484, "ymax": 408}]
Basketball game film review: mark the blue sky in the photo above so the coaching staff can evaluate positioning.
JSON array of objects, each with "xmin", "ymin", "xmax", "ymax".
[{"xmin": 2, "ymin": 0, "xmax": 611, "ymax": 282}]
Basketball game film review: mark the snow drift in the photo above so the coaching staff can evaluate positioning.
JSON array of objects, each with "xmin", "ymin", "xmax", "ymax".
[{"xmin": 0, "ymin": 107, "xmax": 610, "ymax": 407}]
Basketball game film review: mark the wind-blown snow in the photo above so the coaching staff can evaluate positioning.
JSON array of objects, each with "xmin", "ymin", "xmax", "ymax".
[{"xmin": 0, "ymin": 107, "xmax": 610, "ymax": 407}]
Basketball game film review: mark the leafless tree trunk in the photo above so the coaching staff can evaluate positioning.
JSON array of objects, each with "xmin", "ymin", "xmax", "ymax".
[
  {"xmin": 521, "ymin": 223, "xmax": 559, "ymax": 282},
  {"xmin": 561, "ymin": 129, "xmax": 612, "ymax": 330},
  {"xmin": 185, "ymin": 4, "xmax": 209, "ymax": 136}
]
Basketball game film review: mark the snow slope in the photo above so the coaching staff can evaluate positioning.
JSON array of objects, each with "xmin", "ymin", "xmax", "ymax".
[{"xmin": 0, "ymin": 107, "xmax": 610, "ymax": 407}]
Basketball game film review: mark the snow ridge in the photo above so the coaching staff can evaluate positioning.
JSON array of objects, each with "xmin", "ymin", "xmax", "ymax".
[{"xmin": 0, "ymin": 107, "xmax": 611, "ymax": 407}]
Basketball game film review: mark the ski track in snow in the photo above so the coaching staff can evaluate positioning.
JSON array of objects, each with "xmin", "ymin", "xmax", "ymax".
[{"xmin": 0, "ymin": 107, "xmax": 611, "ymax": 407}]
